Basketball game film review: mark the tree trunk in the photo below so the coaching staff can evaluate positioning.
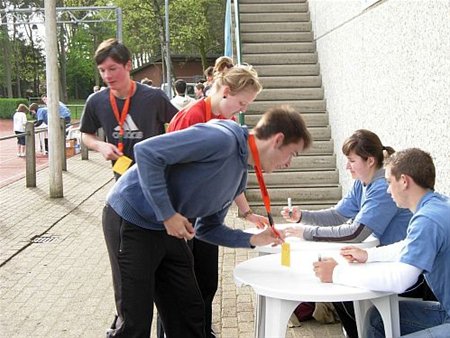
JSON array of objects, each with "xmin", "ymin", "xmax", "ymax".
[{"xmin": 1, "ymin": 18, "xmax": 13, "ymax": 97}]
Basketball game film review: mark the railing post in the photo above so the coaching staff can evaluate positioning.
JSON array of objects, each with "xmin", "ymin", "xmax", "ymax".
[
  {"xmin": 60, "ymin": 118, "xmax": 67, "ymax": 171},
  {"xmin": 25, "ymin": 122, "xmax": 37, "ymax": 187},
  {"xmin": 81, "ymin": 136, "xmax": 89, "ymax": 160}
]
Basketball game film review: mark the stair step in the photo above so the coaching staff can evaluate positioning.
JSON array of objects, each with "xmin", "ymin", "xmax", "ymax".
[
  {"xmin": 240, "ymin": 22, "xmax": 312, "ymax": 33},
  {"xmin": 290, "ymin": 155, "xmax": 337, "ymax": 170},
  {"xmin": 259, "ymin": 76, "xmax": 322, "ymax": 88},
  {"xmin": 257, "ymin": 88, "xmax": 324, "ymax": 101},
  {"xmin": 304, "ymin": 140, "xmax": 334, "ymax": 155},
  {"xmin": 239, "ymin": 3, "xmax": 308, "ymax": 13},
  {"xmin": 247, "ymin": 170, "xmax": 339, "ymax": 187},
  {"xmin": 243, "ymin": 42, "xmax": 316, "ymax": 54},
  {"xmin": 242, "ymin": 32, "xmax": 314, "ymax": 43},
  {"xmin": 246, "ymin": 186, "xmax": 342, "ymax": 203},
  {"xmin": 254, "ymin": 65, "xmax": 320, "ymax": 77},
  {"xmin": 240, "ymin": 12, "xmax": 310, "ymax": 23},
  {"xmin": 240, "ymin": 0, "xmax": 307, "ymax": 3},
  {"xmin": 244, "ymin": 125, "xmax": 331, "ymax": 141},
  {"xmin": 245, "ymin": 53, "xmax": 318, "ymax": 65},
  {"xmin": 245, "ymin": 112, "xmax": 329, "ymax": 127},
  {"xmin": 247, "ymin": 100, "xmax": 326, "ymax": 113}
]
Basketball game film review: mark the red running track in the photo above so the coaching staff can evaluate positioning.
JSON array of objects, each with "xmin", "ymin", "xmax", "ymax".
[{"xmin": 0, "ymin": 119, "xmax": 51, "ymax": 188}]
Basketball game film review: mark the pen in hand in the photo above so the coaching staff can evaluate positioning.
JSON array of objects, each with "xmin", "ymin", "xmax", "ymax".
[{"xmin": 288, "ymin": 197, "xmax": 292, "ymax": 218}]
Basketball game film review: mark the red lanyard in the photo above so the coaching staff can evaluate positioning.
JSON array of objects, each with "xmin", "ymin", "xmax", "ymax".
[
  {"xmin": 205, "ymin": 96, "xmax": 212, "ymax": 121},
  {"xmin": 248, "ymin": 134, "xmax": 282, "ymax": 240},
  {"xmin": 109, "ymin": 81, "xmax": 136, "ymax": 152}
]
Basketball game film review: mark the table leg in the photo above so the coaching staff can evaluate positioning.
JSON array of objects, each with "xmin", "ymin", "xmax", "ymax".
[
  {"xmin": 263, "ymin": 297, "xmax": 299, "ymax": 338},
  {"xmin": 255, "ymin": 294, "xmax": 265, "ymax": 338},
  {"xmin": 371, "ymin": 294, "xmax": 400, "ymax": 338},
  {"xmin": 354, "ymin": 299, "xmax": 372, "ymax": 338}
]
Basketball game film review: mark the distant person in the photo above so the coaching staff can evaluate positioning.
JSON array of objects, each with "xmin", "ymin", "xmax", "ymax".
[
  {"xmin": 30, "ymin": 103, "xmax": 48, "ymax": 154},
  {"xmin": 13, "ymin": 103, "xmax": 28, "ymax": 157},
  {"xmin": 80, "ymin": 37, "xmax": 177, "ymax": 181},
  {"xmin": 41, "ymin": 95, "xmax": 71, "ymax": 125},
  {"xmin": 314, "ymin": 148, "xmax": 450, "ymax": 338},
  {"xmin": 93, "ymin": 85, "xmax": 100, "ymax": 93},
  {"xmin": 194, "ymin": 82, "xmax": 205, "ymax": 99},
  {"xmin": 140, "ymin": 77, "xmax": 153, "ymax": 87},
  {"xmin": 170, "ymin": 79, "xmax": 195, "ymax": 111},
  {"xmin": 203, "ymin": 66, "xmax": 214, "ymax": 97}
]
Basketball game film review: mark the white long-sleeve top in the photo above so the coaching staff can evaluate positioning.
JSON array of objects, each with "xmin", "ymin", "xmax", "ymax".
[{"xmin": 332, "ymin": 240, "xmax": 422, "ymax": 293}]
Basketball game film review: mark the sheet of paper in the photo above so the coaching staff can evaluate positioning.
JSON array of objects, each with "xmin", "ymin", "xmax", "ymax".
[
  {"xmin": 113, "ymin": 155, "xmax": 132, "ymax": 175},
  {"xmin": 281, "ymin": 242, "xmax": 291, "ymax": 267}
]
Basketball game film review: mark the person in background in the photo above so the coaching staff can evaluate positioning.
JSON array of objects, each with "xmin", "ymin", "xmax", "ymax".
[
  {"xmin": 170, "ymin": 79, "xmax": 195, "ymax": 111},
  {"xmin": 41, "ymin": 95, "xmax": 71, "ymax": 125},
  {"xmin": 281, "ymin": 129, "xmax": 432, "ymax": 338},
  {"xmin": 140, "ymin": 77, "xmax": 153, "ymax": 87},
  {"xmin": 30, "ymin": 103, "xmax": 48, "ymax": 154},
  {"xmin": 314, "ymin": 148, "xmax": 450, "ymax": 338},
  {"xmin": 13, "ymin": 103, "xmax": 28, "ymax": 157},
  {"xmin": 93, "ymin": 85, "xmax": 100, "ymax": 93},
  {"xmin": 167, "ymin": 64, "xmax": 267, "ymax": 338},
  {"xmin": 103, "ymin": 106, "xmax": 312, "ymax": 337},
  {"xmin": 80, "ymin": 38, "xmax": 177, "ymax": 180},
  {"xmin": 195, "ymin": 82, "xmax": 205, "ymax": 99},
  {"xmin": 203, "ymin": 66, "xmax": 214, "ymax": 97}
]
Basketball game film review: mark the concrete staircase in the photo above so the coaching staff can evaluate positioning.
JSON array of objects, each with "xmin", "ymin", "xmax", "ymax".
[{"xmin": 237, "ymin": 0, "xmax": 342, "ymax": 219}]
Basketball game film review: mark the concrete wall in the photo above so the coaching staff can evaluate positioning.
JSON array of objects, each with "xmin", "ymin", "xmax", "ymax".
[{"xmin": 308, "ymin": 0, "xmax": 450, "ymax": 195}]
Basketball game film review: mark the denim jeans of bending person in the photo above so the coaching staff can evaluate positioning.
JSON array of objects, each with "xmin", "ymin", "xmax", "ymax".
[{"xmin": 364, "ymin": 299, "xmax": 450, "ymax": 338}]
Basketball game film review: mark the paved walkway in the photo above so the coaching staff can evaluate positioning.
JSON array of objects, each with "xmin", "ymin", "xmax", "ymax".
[{"xmin": 0, "ymin": 152, "xmax": 343, "ymax": 337}]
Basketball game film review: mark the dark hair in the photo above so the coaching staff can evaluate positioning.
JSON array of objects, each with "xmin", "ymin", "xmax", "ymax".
[
  {"xmin": 385, "ymin": 148, "xmax": 435, "ymax": 190},
  {"xmin": 253, "ymin": 105, "xmax": 312, "ymax": 149},
  {"xmin": 342, "ymin": 129, "xmax": 394, "ymax": 169},
  {"xmin": 94, "ymin": 38, "xmax": 131, "ymax": 66},
  {"xmin": 29, "ymin": 103, "xmax": 39, "ymax": 112},
  {"xmin": 195, "ymin": 82, "xmax": 204, "ymax": 91},
  {"xmin": 174, "ymin": 79, "xmax": 187, "ymax": 94}
]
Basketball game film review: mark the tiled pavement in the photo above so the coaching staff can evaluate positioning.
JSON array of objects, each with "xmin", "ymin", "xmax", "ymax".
[{"xmin": 0, "ymin": 152, "xmax": 344, "ymax": 337}]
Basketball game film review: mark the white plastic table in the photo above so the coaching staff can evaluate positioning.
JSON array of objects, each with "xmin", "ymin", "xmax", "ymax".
[
  {"xmin": 234, "ymin": 251, "xmax": 400, "ymax": 338},
  {"xmin": 245, "ymin": 223, "xmax": 380, "ymax": 254}
]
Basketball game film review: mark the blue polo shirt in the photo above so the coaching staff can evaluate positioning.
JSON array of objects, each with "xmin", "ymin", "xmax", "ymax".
[{"xmin": 400, "ymin": 191, "xmax": 450, "ymax": 316}]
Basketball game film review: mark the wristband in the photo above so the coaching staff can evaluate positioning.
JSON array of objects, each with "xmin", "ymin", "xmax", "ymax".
[{"xmin": 241, "ymin": 209, "xmax": 253, "ymax": 219}]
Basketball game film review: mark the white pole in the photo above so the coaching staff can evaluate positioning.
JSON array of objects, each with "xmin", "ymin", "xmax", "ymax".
[{"xmin": 45, "ymin": 0, "xmax": 64, "ymax": 197}]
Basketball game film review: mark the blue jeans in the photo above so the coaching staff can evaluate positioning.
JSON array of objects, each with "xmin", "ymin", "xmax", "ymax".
[{"xmin": 365, "ymin": 299, "xmax": 450, "ymax": 338}]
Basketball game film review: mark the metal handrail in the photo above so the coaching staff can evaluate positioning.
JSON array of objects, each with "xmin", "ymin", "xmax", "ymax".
[{"xmin": 225, "ymin": 0, "xmax": 245, "ymax": 125}]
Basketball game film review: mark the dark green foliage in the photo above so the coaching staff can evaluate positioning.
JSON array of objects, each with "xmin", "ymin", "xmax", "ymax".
[{"xmin": 0, "ymin": 98, "xmax": 30, "ymax": 119}]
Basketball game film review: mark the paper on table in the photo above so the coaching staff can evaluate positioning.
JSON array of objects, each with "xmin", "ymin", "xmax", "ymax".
[{"xmin": 113, "ymin": 155, "xmax": 132, "ymax": 175}]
